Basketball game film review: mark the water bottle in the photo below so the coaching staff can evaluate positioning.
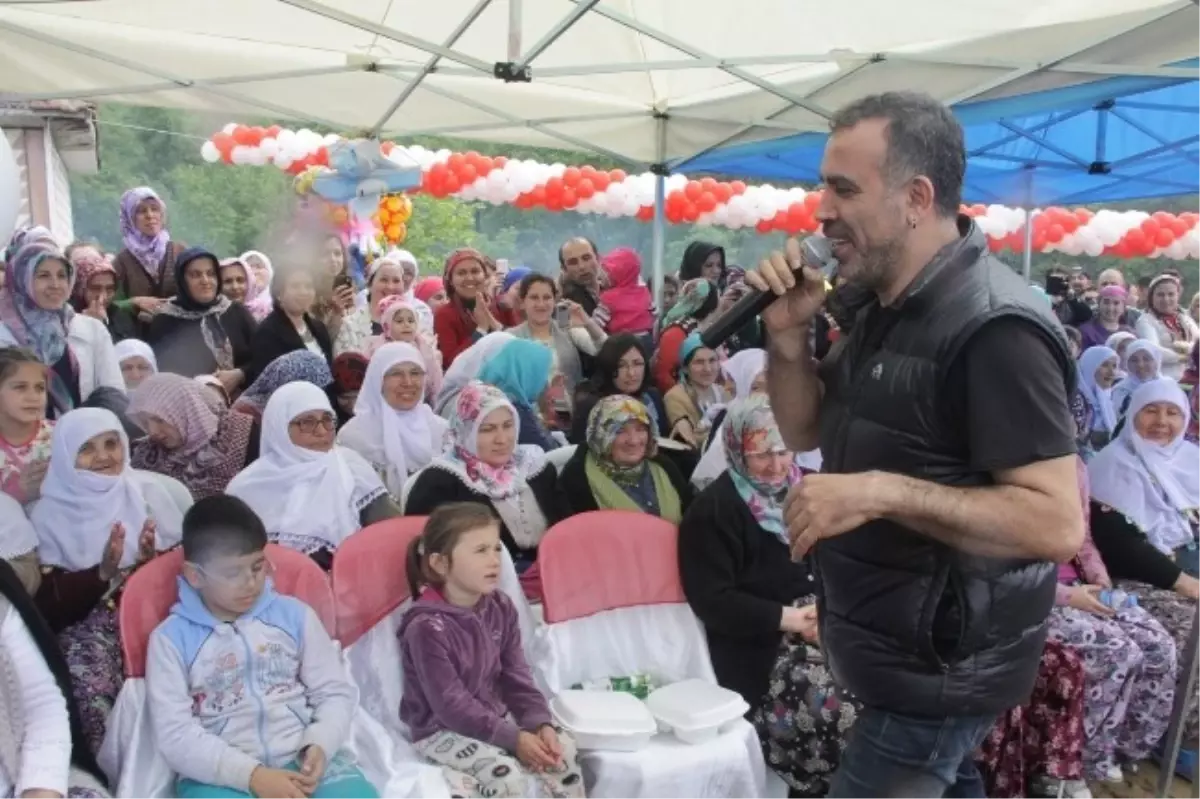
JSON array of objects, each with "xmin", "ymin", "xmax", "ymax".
[{"xmin": 1099, "ymin": 588, "xmax": 1138, "ymax": 610}]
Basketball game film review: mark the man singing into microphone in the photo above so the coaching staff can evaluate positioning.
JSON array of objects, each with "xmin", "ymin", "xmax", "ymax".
[{"xmin": 746, "ymin": 92, "xmax": 1084, "ymax": 797}]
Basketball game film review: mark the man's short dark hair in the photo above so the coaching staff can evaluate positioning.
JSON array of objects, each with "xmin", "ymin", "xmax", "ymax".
[
  {"xmin": 830, "ymin": 92, "xmax": 965, "ymax": 218},
  {"xmin": 182, "ymin": 495, "xmax": 268, "ymax": 564},
  {"xmin": 557, "ymin": 237, "xmax": 599, "ymax": 267}
]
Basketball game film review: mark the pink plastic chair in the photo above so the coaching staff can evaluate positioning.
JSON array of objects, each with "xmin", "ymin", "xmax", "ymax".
[
  {"xmin": 119, "ymin": 544, "xmax": 336, "ymax": 679},
  {"xmin": 538, "ymin": 510, "xmax": 685, "ymax": 624},
  {"xmin": 332, "ymin": 516, "xmax": 427, "ymax": 648}
]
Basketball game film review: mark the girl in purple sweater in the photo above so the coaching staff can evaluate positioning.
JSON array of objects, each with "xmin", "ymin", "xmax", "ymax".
[{"xmin": 399, "ymin": 503, "xmax": 585, "ymax": 798}]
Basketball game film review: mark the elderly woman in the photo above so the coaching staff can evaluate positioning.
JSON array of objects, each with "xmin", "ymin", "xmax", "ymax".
[
  {"xmin": 433, "ymin": 248, "xmax": 519, "ymax": 368},
  {"xmin": 558, "ymin": 393, "xmax": 691, "ymax": 520},
  {"xmin": 112, "ymin": 339, "xmax": 157, "ymax": 392},
  {"xmin": 225, "ymin": 381, "xmax": 399, "ymax": 570},
  {"xmin": 147, "ymin": 247, "xmax": 256, "ymax": 391},
  {"xmin": 1111, "ymin": 340, "xmax": 1162, "ymax": 433},
  {"xmin": 678, "ymin": 395, "xmax": 846, "ymax": 796},
  {"xmin": 406, "ymin": 381, "xmax": 568, "ymax": 571},
  {"xmin": 67, "ymin": 241, "xmax": 139, "ymax": 343},
  {"xmin": 233, "ymin": 350, "xmax": 333, "ymax": 423},
  {"xmin": 30, "ymin": 408, "xmax": 184, "ymax": 753},
  {"xmin": 128, "ymin": 373, "xmax": 260, "ymax": 500},
  {"xmin": 0, "ymin": 228, "xmax": 123, "ymax": 417},
  {"xmin": 691, "ymin": 348, "xmax": 769, "ymax": 489},
  {"xmin": 663, "ymin": 332, "xmax": 727, "ymax": 449},
  {"xmin": 509, "ymin": 273, "xmax": 606, "ymax": 420},
  {"xmin": 112, "ymin": 187, "xmax": 188, "ymax": 306},
  {"xmin": 1089, "ymin": 378, "xmax": 1199, "ymax": 750},
  {"xmin": 1137, "ymin": 273, "xmax": 1200, "ymax": 380},
  {"xmin": 336, "ymin": 342, "xmax": 448, "ymax": 497}
]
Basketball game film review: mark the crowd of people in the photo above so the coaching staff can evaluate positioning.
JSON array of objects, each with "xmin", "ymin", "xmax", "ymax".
[{"xmin": 0, "ymin": 94, "xmax": 1196, "ymax": 799}]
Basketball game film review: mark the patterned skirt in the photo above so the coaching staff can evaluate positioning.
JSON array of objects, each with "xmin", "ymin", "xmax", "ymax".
[
  {"xmin": 1119, "ymin": 580, "xmax": 1198, "ymax": 746},
  {"xmin": 58, "ymin": 603, "xmax": 124, "ymax": 756}
]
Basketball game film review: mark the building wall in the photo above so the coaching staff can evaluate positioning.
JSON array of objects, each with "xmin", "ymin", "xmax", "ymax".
[
  {"xmin": 4, "ymin": 128, "xmax": 31, "ymax": 232},
  {"xmin": 45, "ymin": 128, "xmax": 75, "ymax": 244},
  {"xmin": 4, "ymin": 126, "xmax": 75, "ymax": 245}
]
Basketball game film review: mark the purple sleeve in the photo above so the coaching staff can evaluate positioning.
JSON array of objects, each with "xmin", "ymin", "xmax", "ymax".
[
  {"xmin": 1055, "ymin": 583, "xmax": 1073, "ymax": 606},
  {"xmin": 496, "ymin": 596, "xmax": 553, "ymax": 732},
  {"xmin": 402, "ymin": 617, "xmax": 522, "ymax": 752}
]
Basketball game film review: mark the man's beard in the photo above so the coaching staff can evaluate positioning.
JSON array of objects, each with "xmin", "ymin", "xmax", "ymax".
[{"xmin": 848, "ymin": 236, "xmax": 905, "ymax": 295}]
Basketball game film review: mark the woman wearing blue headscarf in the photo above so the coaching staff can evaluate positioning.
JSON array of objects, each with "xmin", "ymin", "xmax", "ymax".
[
  {"xmin": 476, "ymin": 338, "xmax": 559, "ymax": 451},
  {"xmin": 663, "ymin": 331, "xmax": 727, "ymax": 448}
]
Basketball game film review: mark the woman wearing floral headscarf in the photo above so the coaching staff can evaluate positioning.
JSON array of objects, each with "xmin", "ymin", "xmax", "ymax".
[
  {"xmin": 653, "ymin": 277, "xmax": 719, "ymax": 393},
  {"xmin": 406, "ymin": 381, "xmax": 568, "ymax": 570},
  {"xmin": 679, "ymin": 394, "xmax": 850, "ymax": 796},
  {"xmin": 557, "ymin": 393, "xmax": 691, "ymax": 520},
  {"xmin": 128, "ymin": 373, "xmax": 260, "ymax": 499},
  {"xmin": 111, "ymin": 187, "xmax": 187, "ymax": 306},
  {"xmin": 0, "ymin": 228, "xmax": 122, "ymax": 417},
  {"xmin": 67, "ymin": 241, "xmax": 139, "ymax": 343},
  {"xmin": 432, "ymin": 248, "xmax": 519, "ymax": 368},
  {"xmin": 146, "ymin": 247, "xmax": 256, "ymax": 390}
]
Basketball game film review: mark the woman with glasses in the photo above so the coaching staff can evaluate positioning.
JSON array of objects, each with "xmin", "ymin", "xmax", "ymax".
[
  {"xmin": 225, "ymin": 381, "xmax": 400, "ymax": 570},
  {"xmin": 568, "ymin": 334, "xmax": 668, "ymax": 445}
]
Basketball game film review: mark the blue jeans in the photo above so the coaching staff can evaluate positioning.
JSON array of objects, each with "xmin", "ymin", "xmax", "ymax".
[
  {"xmin": 828, "ymin": 707, "xmax": 995, "ymax": 798},
  {"xmin": 176, "ymin": 756, "xmax": 378, "ymax": 798}
]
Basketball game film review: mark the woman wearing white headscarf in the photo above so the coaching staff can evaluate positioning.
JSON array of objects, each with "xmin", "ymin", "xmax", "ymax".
[
  {"xmin": 226, "ymin": 381, "xmax": 399, "ymax": 569},
  {"xmin": 0, "ymin": 492, "xmax": 40, "ymax": 594},
  {"xmin": 239, "ymin": 250, "xmax": 274, "ymax": 321},
  {"xmin": 1110, "ymin": 340, "xmax": 1163, "ymax": 434},
  {"xmin": 433, "ymin": 330, "xmax": 515, "ymax": 417},
  {"xmin": 337, "ymin": 342, "xmax": 448, "ymax": 496},
  {"xmin": 1088, "ymin": 378, "xmax": 1200, "ymax": 748},
  {"xmin": 112, "ymin": 338, "xmax": 158, "ymax": 392},
  {"xmin": 1072, "ymin": 346, "xmax": 1119, "ymax": 460},
  {"xmin": 29, "ymin": 407, "xmax": 184, "ymax": 753}
]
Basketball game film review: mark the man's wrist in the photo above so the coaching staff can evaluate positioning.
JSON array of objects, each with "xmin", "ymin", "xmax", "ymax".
[
  {"xmin": 767, "ymin": 323, "xmax": 812, "ymax": 362},
  {"xmin": 865, "ymin": 471, "xmax": 900, "ymax": 521}
]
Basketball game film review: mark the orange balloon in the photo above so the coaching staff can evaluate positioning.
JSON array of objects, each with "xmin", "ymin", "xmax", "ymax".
[
  {"xmin": 386, "ymin": 196, "xmax": 402, "ymax": 213},
  {"xmin": 386, "ymin": 222, "xmax": 401, "ymax": 240},
  {"xmin": 392, "ymin": 194, "xmax": 413, "ymax": 222}
]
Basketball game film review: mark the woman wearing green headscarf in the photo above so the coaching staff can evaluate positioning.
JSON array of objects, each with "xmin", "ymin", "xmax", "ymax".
[
  {"xmin": 476, "ymin": 337, "xmax": 559, "ymax": 451},
  {"xmin": 558, "ymin": 394, "xmax": 691, "ymax": 520},
  {"xmin": 653, "ymin": 278, "xmax": 719, "ymax": 394}
]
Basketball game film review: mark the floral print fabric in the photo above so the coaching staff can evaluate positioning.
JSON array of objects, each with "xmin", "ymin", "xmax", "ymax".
[
  {"xmin": 585, "ymin": 394, "xmax": 655, "ymax": 486},
  {"xmin": 0, "ymin": 418, "xmax": 54, "ymax": 503},
  {"xmin": 724, "ymin": 395, "xmax": 801, "ymax": 539}
]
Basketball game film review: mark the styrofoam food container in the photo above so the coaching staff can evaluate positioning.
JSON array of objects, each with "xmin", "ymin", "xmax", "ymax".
[
  {"xmin": 550, "ymin": 690, "xmax": 657, "ymax": 751},
  {"xmin": 645, "ymin": 679, "xmax": 749, "ymax": 745}
]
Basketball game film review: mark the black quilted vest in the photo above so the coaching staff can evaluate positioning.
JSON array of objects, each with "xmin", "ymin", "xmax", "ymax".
[{"xmin": 814, "ymin": 218, "xmax": 1074, "ymax": 717}]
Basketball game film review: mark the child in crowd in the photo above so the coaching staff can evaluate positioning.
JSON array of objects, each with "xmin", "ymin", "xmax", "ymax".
[
  {"xmin": 367, "ymin": 296, "xmax": 443, "ymax": 401},
  {"xmin": 0, "ymin": 347, "xmax": 54, "ymax": 504},
  {"xmin": 400, "ymin": 503, "xmax": 584, "ymax": 798},
  {"xmin": 146, "ymin": 495, "xmax": 376, "ymax": 799},
  {"xmin": 598, "ymin": 248, "xmax": 655, "ymax": 340}
]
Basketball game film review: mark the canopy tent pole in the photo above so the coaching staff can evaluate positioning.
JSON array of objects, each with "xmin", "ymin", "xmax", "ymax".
[
  {"xmin": 1022, "ymin": 208, "xmax": 1036, "ymax": 281},
  {"xmin": 511, "ymin": 0, "xmax": 599, "ymax": 74},
  {"xmin": 508, "ymin": 0, "xmax": 521, "ymax": 60},
  {"xmin": 651, "ymin": 114, "xmax": 668, "ymax": 309},
  {"xmin": 369, "ymin": 0, "xmax": 494, "ymax": 137},
  {"xmin": 1157, "ymin": 608, "xmax": 1198, "ymax": 796}
]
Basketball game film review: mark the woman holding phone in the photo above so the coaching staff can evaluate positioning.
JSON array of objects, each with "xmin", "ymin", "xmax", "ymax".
[{"xmin": 508, "ymin": 273, "xmax": 606, "ymax": 427}]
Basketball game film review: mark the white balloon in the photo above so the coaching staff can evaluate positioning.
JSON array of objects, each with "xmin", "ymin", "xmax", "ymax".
[
  {"xmin": 1058, "ymin": 236, "xmax": 1082, "ymax": 256},
  {"xmin": 244, "ymin": 148, "xmax": 267, "ymax": 166},
  {"xmin": 258, "ymin": 138, "xmax": 279, "ymax": 159},
  {"xmin": 222, "ymin": 122, "xmax": 238, "ymax": 135},
  {"xmin": 1084, "ymin": 238, "xmax": 1104, "ymax": 258},
  {"xmin": 230, "ymin": 145, "xmax": 253, "ymax": 166},
  {"xmin": 274, "ymin": 156, "xmax": 294, "ymax": 172},
  {"xmin": 200, "ymin": 141, "xmax": 221, "ymax": 163},
  {"xmin": 1165, "ymin": 239, "xmax": 1186, "ymax": 260}
]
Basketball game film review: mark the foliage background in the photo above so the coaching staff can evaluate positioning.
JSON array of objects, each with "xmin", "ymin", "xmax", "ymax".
[{"xmin": 71, "ymin": 105, "xmax": 1197, "ymax": 293}]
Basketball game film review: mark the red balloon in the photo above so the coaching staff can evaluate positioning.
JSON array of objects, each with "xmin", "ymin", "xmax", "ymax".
[
  {"xmin": 464, "ymin": 150, "xmax": 481, "ymax": 164},
  {"xmin": 1045, "ymin": 224, "xmax": 1064, "ymax": 244},
  {"xmin": 756, "ymin": 220, "xmax": 773, "ymax": 234},
  {"xmin": 576, "ymin": 178, "xmax": 595, "ymax": 199},
  {"xmin": 428, "ymin": 163, "xmax": 450, "ymax": 183},
  {"xmin": 987, "ymin": 236, "xmax": 1004, "ymax": 253},
  {"xmin": 544, "ymin": 177, "xmax": 565, "ymax": 201},
  {"xmin": 1152, "ymin": 211, "xmax": 1174, "ymax": 225},
  {"xmin": 1074, "ymin": 208, "xmax": 1094, "ymax": 223},
  {"xmin": 636, "ymin": 206, "xmax": 655, "ymax": 221},
  {"xmin": 803, "ymin": 191, "xmax": 822, "ymax": 211},
  {"xmin": 444, "ymin": 173, "xmax": 462, "ymax": 193},
  {"xmin": 1005, "ymin": 232, "xmax": 1023, "ymax": 251},
  {"xmin": 562, "ymin": 166, "xmax": 582, "ymax": 187},
  {"xmin": 1156, "ymin": 227, "xmax": 1176, "ymax": 248},
  {"xmin": 1060, "ymin": 216, "xmax": 1080, "ymax": 234},
  {"xmin": 1032, "ymin": 232, "xmax": 1048, "ymax": 252},
  {"xmin": 447, "ymin": 153, "xmax": 466, "ymax": 171},
  {"xmin": 682, "ymin": 202, "xmax": 700, "ymax": 222},
  {"xmin": 609, "ymin": 169, "xmax": 627, "ymax": 184},
  {"xmin": 248, "ymin": 126, "xmax": 266, "ymax": 144},
  {"xmin": 787, "ymin": 202, "xmax": 807, "ymax": 226},
  {"xmin": 580, "ymin": 165, "xmax": 597, "ymax": 180},
  {"xmin": 211, "ymin": 133, "xmax": 235, "ymax": 161},
  {"xmin": 665, "ymin": 205, "xmax": 683, "ymax": 224},
  {"xmin": 713, "ymin": 183, "xmax": 733, "ymax": 203},
  {"xmin": 1180, "ymin": 212, "xmax": 1199, "ymax": 226},
  {"xmin": 1124, "ymin": 228, "xmax": 1147, "ymax": 252},
  {"xmin": 266, "ymin": 125, "xmax": 283, "ymax": 138},
  {"xmin": 1140, "ymin": 219, "xmax": 1160, "ymax": 239},
  {"xmin": 477, "ymin": 156, "xmax": 495, "ymax": 174},
  {"xmin": 697, "ymin": 192, "xmax": 717, "ymax": 213},
  {"xmin": 592, "ymin": 173, "xmax": 610, "ymax": 192},
  {"xmin": 530, "ymin": 187, "xmax": 547, "ymax": 206},
  {"xmin": 665, "ymin": 192, "xmax": 687, "ymax": 215},
  {"xmin": 1171, "ymin": 218, "xmax": 1190, "ymax": 237},
  {"xmin": 493, "ymin": 156, "xmax": 508, "ymax": 168},
  {"xmin": 730, "ymin": 180, "xmax": 747, "ymax": 195},
  {"xmin": 458, "ymin": 164, "xmax": 478, "ymax": 183},
  {"xmin": 232, "ymin": 126, "xmax": 255, "ymax": 146},
  {"xmin": 772, "ymin": 210, "xmax": 789, "ymax": 230},
  {"xmin": 546, "ymin": 195, "xmax": 564, "ymax": 212},
  {"xmin": 561, "ymin": 187, "xmax": 578, "ymax": 208},
  {"xmin": 699, "ymin": 177, "xmax": 718, "ymax": 192},
  {"xmin": 970, "ymin": 203, "xmax": 987, "ymax": 216},
  {"xmin": 684, "ymin": 181, "xmax": 703, "ymax": 202}
]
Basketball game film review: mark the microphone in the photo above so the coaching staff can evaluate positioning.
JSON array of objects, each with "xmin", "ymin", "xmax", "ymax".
[{"xmin": 701, "ymin": 236, "xmax": 838, "ymax": 350}]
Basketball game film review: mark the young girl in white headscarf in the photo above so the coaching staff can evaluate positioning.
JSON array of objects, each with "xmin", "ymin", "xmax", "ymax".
[
  {"xmin": 365, "ymin": 295, "xmax": 442, "ymax": 401},
  {"xmin": 337, "ymin": 342, "xmax": 448, "ymax": 496},
  {"xmin": 225, "ymin": 381, "xmax": 399, "ymax": 569},
  {"xmin": 29, "ymin": 407, "xmax": 183, "ymax": 753}
]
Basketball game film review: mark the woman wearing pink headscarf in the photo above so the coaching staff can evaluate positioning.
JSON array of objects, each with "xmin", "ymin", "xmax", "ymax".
[
  {"xmin": 66, "ymin": 241, "xmax": 140, "ymax": 342},
  {"xmin": 111, "ymin": 187, "xmax": 187, "ymax": 306}
]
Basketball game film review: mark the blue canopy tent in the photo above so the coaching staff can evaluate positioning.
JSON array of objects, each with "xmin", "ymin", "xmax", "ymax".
[{"xmin": 676, "ymin": 61, "xmax": 1199, "ymax": 207}]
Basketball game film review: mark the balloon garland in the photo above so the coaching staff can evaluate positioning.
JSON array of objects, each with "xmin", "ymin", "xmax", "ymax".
[{"xmin": 202, "ymin": 124, "xmax": 1199, "ymax": 260}]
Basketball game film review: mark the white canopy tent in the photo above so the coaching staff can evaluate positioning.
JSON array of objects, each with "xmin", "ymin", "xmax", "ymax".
[{"xmin": 0, "ymin": 0, "xmax": 1195, "ymax": 284}]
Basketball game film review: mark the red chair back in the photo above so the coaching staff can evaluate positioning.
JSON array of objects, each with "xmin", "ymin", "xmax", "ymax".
[
  {"xmin": 332, "ymin": 516, "xmax": 426, "ymax": 647},
  {"xmin": 539, "ymin": 510, "xmax": 684, "ymax": 624},
  {"xmin": 119, "ymin": 544, "xmax": 335, "ymax": 678}
]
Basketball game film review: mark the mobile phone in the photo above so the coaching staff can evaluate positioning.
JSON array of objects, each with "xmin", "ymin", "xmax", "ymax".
[
  {"xmin": 1045, "ymin": 275, "xmax": 1069, "ymax": 298},
  {"xmin": 555, "ymin": 302, "xmax": 571, "ymax": 327},
  {"xmin": 332, "ymin": 274, "xmax": 354, "ymax": 293}
]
